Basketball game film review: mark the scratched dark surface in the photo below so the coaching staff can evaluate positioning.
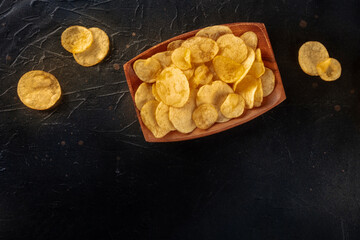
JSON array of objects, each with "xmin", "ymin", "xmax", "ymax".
[{"xmin": 1, "ymin": 0, "xmax": 360, "ymax": 239}]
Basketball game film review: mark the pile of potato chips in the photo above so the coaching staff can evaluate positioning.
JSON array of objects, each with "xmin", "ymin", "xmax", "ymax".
[
  {"xmin": 133, "ymin": 25, "xmax": 276, "ymax": 138},
  {"xmin": 298, "ymin": 41, "xmax": 341, "ymax": 81},
  {"xmin": 61, "ymin": 25, "xmax": 110, "ymax": 67}
]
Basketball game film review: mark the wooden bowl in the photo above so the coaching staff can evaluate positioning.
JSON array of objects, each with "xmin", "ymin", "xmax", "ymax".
[{"xmin": 123, "ymin": 22, "xmax": 286, "ymax": 142}]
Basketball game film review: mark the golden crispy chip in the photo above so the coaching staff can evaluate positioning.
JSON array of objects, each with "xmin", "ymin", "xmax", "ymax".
[
  {"xmin": 73, "ymin": 27, "xmax": 109, "ymax": 67},
  {"xmin": 152, "ymin": 83, "xmax": 161, "ymax": 102},
  {"xmin": 212, "ymin": 55, "xmax": 244, "ymax": 83},
  {"xmin": 234, "ymin": 75, "xmax": 258, "ymax": 109},
  {"xmin": 17, "ymin": 70, "xmax": 61, "ymax": 110},
  {"xmin": 192, "ymin": 103, "xmax": 218, "ymax": 129},
  {"xmin": 298, "ymin": 41, "xmax": 329, "ymax": 76},
  {"xmin": 192, "ymin": 64, "xmax": 213, "ymax": 88},
  {"xmin": 216, "ymin": 34, "xmax": 248, "ymax": 63},
  {"xmin": 155, "ymin": 102, "xmax": 176, "ymax": 131},
  {"xmin": 171, "ymin": 47, "xmax": 192, "ymax": 70},
  {"xmin": 181, "ymin": 37, "xmax": 219, "ymax": 63},
  {"xmin": 196, "ymin": 80, "xmax": 233, "ymax": 122},
  {"xmin": 155, "ymin": 67, "xmax": 190, "ymax": 107},
  {"xmin": 316, "ymin": 58, "xmax": 341, "ymax": 81},
  {"xmin": 261, "ymin": 67, "xmax": 275, "ymax": 97},
  {"xmin": 61, "ymin": 26, "xmax": 93, "ymax": 53},
  {"xmin": 141, "ymin": 100, "xmax": 170, "ymax": 138},
  {"xmin": 195, "ymin": 25, "xmax": 233, "ymax": 41},
  {"xmin": 206, "ymin": 62, "xmax": 221, "ymax": 81},
  {"xmin": 248, "ymin": 48, "xmax": 265, "ymax": 78},
  {"xmin": 169, "ymin": 89, "xmax": 197, "ymax": 133},
  {"xmin": 152, "ymin": 51, "xmax": 173, "ymax": 68},
  {"xmin": 232, "ymin": 47, "xmax": 255, "ymax": 91},
  {"xmin": 220, "ymin": 93, "xmax": 245, "ymax": 119},
  {"xmin": 167, "ymin": 40, "xmax": 184, "ymax": 51},
  {"xmin": 240, "ymin": 31, "xmax": 258, "ymax": 50},
  {"xmin": 135, "ymin": 82, "xmax": 155, "ymax": 110},
  {"xmin": 182, "ymin": 68, "xmax": 194, "ymax": 80},
  {"xmin": 254, "ymin": 78, "xmax": 263, "ymax": 107},
  {"xmin": 133, "ymin": 58, "xmax": 162, "ymax": 83}
]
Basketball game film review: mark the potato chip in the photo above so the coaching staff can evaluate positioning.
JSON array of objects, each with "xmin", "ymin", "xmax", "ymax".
[
  {"xmin": 195, "ymin": 25, "xmax": 233, "ymax": 41},
  {"xmin": 155, "ymin": 67, "xmax": 190, "ymax": 107},
  {"xmin": 240, "ymin": 31, "xmax": 258, "ymax": 50},
  {"xmin": 152, "ymin": 83, "xmax": 161, "ymax": 102},
  {"xmin": 17, "ymin": 70, "xmax": 61, "ymax": 110},
  {"xmin": 169, "ymin": 89, "xmax": 197, "ymax": 133},
  {"xmin": 135, "ymin": 82, "xmax": 155, "ymax": 110},
  {"xmin": 232, "ymin": 47, "xmax": 255, "ymax": 91},
  {"xmin": 182, "ymin": 68, "xmax": 195, "ymax": 80},
  {"xmin": 261, "ymin": 67, "xmax": 275, "ymax": 97},
  {"xmin": 167, "ymin": 40, "xmax": 184, "ymax": 51},
  {"xmin": 254, "ymin": 78, "xmax": 263, "ymax": 107},
  {"xmin": 192, "ymin": 103, "xmax": 218, "ymax": 129},
  {"xmin": 152, "ymin": 51, "xmax": 173, "ymax": 68},
  {"xmin": 298, "ymin": 41, "xmax": 329, "ymax": 76},
  {"xmin": 220, "ymin": 93, "xmax": 245, "ymax": 119},
  {"xmin": 192, "ymin": 64, "xmax": 213, "ymax": 87},
  {"xmin": 171, "ymin": 47, "xmax": 192, "ymax": 70},
  {"xmin": 141, "ymin": 100, "xmax": 170, "ymax": 138},
  {"xmin": 212, "ymin": 55, "xmax": 244, "ymax": 83},
  {"xmin": 234, "ymin": 75, "xmax": 258, "ymax": 109},
  {"xmin": 248, "ymin": 48, "xmax": 265, "ymax": 78},
  {"xmin": 216, "ymin": 34, "xmax": 248, "ymax": 63},
  {"xmin": 73, "ymin": 27, "xmax": 109, "ymax": 67},
  {"xmin": 196, "ymin": 80, "xmax": 233, "ymax": 122},
  {"xmin": 155, "ymin": 102, "xmax": 176, "ymax": 131},
  {"xmin": 316, "ymin": 58, "xmax": 341, "ymax": 81},
  {"xmin": 61, "ymin": 26, "xmax": 93, "ymax": 53},
  {"xmin": 181, "ymin": 37, "xmax": 219, "ymax": 63},
  {"xmin": 133, "ymin": 58, "xmax": 162, "ymax": 83}
]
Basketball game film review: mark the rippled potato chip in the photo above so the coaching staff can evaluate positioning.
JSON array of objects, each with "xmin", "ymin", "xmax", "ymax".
[
  {"xmin": 155, "ymin": 102, "xmax": 176, "ymax": 131},
  {"xmin": 17, "ymin": 70, "xmax": 61, "ymax": 110},
  {"xmin": 73, "ymin": 28, "xmax": 109, "ymax": 67},
  {"xmin": 240, "ymin": 31, "xmax": 258, "ymax": 50},
  {"xmin": 155, "ymin": 67, "xmax": 190, "ymax": 107},
  {"xmin": 216, "ymin": 34, "xmax": 248, "ymax": 63},
  {"xmin": 212, "ymin": 56, "xmax": 244, "ymax": 83},
  {"xmin": 248, "ymin": 48, "xmax": 265, "ymax": 78},
  {"xmin": 152, "ymin": 84, "xmax": 161, "ymax": 102},
  {"xmin": 195, "ymin": 25, "xmax": 233, "ymax": 41},
  {"xmin": 134, "ymin": 58, "xmax": 162, "ymax": 83},
  {"xmin": 167, "ymin": 40, "xmax": 184, "ymax": 51},
  {"xmin": 61, "ymin": 26, "xmax": 93, "ymax": 53},
  {"xmin": 192, "ymin": 103, "xmax": 218, "ymax": 129},
  {"xmin": 254, "ymin": 78, "xmax": 263, "ymax": 107},
  {"xmin": 181, "ymin": 37, "xmax": 219, "ymax": 63},
  {"xmin": 298, "ymin": 41, "xmax": 329, "ymax": 76},
  {"xmin": 261, "ymin": 67, "xmax": 275, "ymax": 97},
  {"xmin": 234, "ymin": 75, "xmax": 258, "ymax": 109},
  {"xmin": 171, "ymin": 47, "xmax": 192, "ymax": 70},
  {"xmin": 232, "ymin": 47, "xmax": 255, "ymax": 91},
  {"xmin": 192, "ymin": 64, "xmax": 213, "ymax": 87},
  {"xmin": 169, "ymin": 90, "xmax": 197, "ymax": 133},
  {"xmin": 152, "ymin": 51, "xmax": 173, "ymax": 68},
  {"xmin": 141, "ymin": 100, "xmax": 170, "ymax": 138},
  {"xmin": 316, "ymin": 58, "xmax": 341, "ymax": 81},
  {"xmin": 135, "ymin": 82, "xmax": 155, "ymax": 110},
  {"xmin": 220, "ymin": 93, "xmax": 245, "ymax": 119}
]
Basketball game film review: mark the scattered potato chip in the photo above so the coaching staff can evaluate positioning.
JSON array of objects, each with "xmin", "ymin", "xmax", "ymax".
[
  {"xmin": 261, "ymin": 67, "xmax": 275, "ymax": 97},
  {"xmin": 133, "ymin": 58, "xmax": 162, "ymax": 83},
  {"xmin": 61, "ymin": 26, "xmax": 93, "ymax": 53},
  {"xmin": 181, "ymin": 37, "xmax": 219, "ymax": 63},
  {"xmin": 232, "ymin": 47, "xmax": 255, "ymax": 91},
  {"xmin": 254, "ymin": 78, "xmax": 263, "ymax": 107},
  {"xmin": 216, "ymin": 34, "xmax": 248, "ymax": 63},
  {"xmin": 248, "ymin": 48, "xmax": 265, "ymax": 78},
  {"xmin": 135, "ymin": 82, "xmax": 155, "ymax": 110},
  {"xmin": 167, "ymin": 40, "xmax": 184, "ymax": 51},
  {"xmin": 17, "ymin": 70, "xmax": 61, "ymax": 110},
  {"xmin": 169, "ymin": 90, "xmax": 197, "ymax": 133},
  {"xmin": 155, "ymin": 67, "xmax": 190, "ymax": 107},
  {"xmin": 152, "ymin": 51, "xmax": 173, "ymax": 68},
  {"xmin": 234, "ymin": 75, "xmax": 258, "ymax": 109},
  {"xmin": 316, "ymin": 58, "xmax": 341, "ymax": 81},
  {"xmin": 171, "ymin": 47, "xmax": 192, "ymax": 70},
  {"xmin": 141, "ymin": 100, "xmax": 170, "ymax": 138},
  {"xmin": 195, "ymin": 25, "xmax": 233, "ymax": 40},
  {"xmin": 155, "ymin": 102, "xmax": 176, "ymax": 131},
  {"xmin": 192, "ymin": 64, "xmax": 213, "ymax": 87},
  {"xmin": 220, "ymin": 93, "xmax": 245, "ymax": 119},
  {"xmin": 298, "ymin": 41, "xmax": 329, "ymax": 76},
  {"xmin": 73, "ymin": 27, "xmax": 109, "ymax": 67},
  {"xmin": 240, "ymin": 31, "xmax": 258, "ymax": 50},
  {"xmin": 152, "ymin": 84, "xmax": 161, "ymax": 102},
  {"xmin": 212, "ymin": 55, "xmax": 244, "ymax": 83},
  {"xmin": 192, "ymin": 103, "xmax": 218, "ymax": 129}
]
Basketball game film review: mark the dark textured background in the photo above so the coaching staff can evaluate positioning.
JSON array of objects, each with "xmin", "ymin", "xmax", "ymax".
[{"xmin": 1, "ymin": 0, "xmax": 360, "ymax": 239}]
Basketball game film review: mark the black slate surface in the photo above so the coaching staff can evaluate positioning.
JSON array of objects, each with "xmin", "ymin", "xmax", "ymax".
[{"xmin": 1, "ymin": 0, "xmax": 360, "ymax": 239}]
